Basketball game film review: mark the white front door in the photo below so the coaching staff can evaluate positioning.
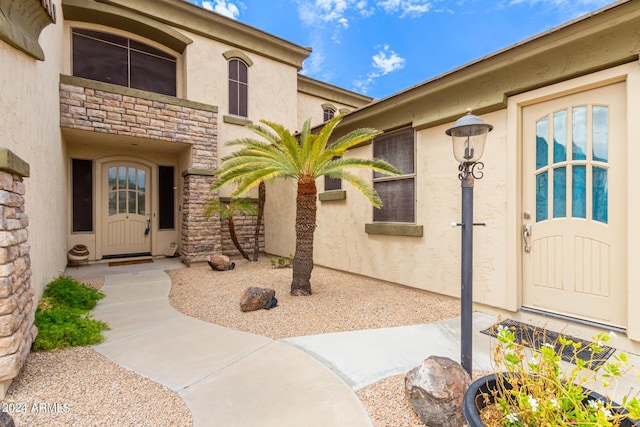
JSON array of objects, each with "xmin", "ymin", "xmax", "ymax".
[
  {"xmin": 102, "ymin": 162, "xmax": 151, "ymax": 256},
  {"xmin": 522, "ymin": 82, "xmax": 627, "ymax": 328}
]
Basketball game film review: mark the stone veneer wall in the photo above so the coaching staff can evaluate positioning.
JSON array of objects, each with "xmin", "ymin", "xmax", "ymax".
[
  {"xmin": 220, "ymin": 211, "xmax": 265, "ymax": 257},
  {"xmin": 181, "ymin": 170, "xmax": 220, "ymax": 265},
  {"xmin": 0, "ymin": 160, "xmax": 35, "ymax": 397},
  {"xmin": 59, "ymin": 75, "xmax": 220, "ymax": 264}
]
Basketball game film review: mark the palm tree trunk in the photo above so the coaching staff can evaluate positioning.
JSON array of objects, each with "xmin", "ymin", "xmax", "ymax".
[
  {"xmin": 228, "ymin": 215, "xmax": 251, "ymax": 261},
  {"xmin": 291, "ymin": 175, "xmax": 317, "ymax": 296},
  {"xmin": 252, "ymin": 181, "xmax": 265, "ymax": 261}
]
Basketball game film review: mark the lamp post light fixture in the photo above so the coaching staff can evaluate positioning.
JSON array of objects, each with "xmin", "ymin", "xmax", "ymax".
[{"xmin": 446, "ymin": 109, "xmax": 493, "ymax": 376}]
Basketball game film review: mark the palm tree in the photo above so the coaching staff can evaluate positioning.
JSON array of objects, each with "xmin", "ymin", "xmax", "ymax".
[
  {"xmin": 205, "ymin": 197, "xmax": 257, "ymax": 261},
  {"xmin": 212, "ymin": 114, "xmax": 400, "ymax": 296}
]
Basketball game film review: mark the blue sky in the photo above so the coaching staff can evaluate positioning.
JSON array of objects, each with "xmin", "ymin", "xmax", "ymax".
[{"xmin": 186, "ymin": 0, "xmax": 617, "ymax": 99}]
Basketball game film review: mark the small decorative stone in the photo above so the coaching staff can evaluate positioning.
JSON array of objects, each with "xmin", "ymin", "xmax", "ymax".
[
  {"xmin": 0, "ymin": 412, "xmax": 14, "ymax": 427},
  {"xmin": 240, "ymin": 287, "xmax": 276, "ymax": 312},
  {"xmin": 405, "ymin": 356, "xmax": 471, "ymax": 427},
  {"xmin": 208, "ymin": 254, "xmax": 234, "ymax": 271}
]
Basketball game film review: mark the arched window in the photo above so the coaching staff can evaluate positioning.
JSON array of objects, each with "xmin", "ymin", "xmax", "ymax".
[
  {"xmin": 323, "ymin": 105, "xmax": 336, "ymax": 122},
  {"xmin": 229, "ymin": 59, "xmax": 248, "ymax": 117},
  {"xmin": 72, "ymin": 28, "xmax": 177, "ymax": 96}
]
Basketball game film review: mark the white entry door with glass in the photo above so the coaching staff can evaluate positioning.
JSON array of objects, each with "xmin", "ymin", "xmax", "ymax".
[
  {"xmin": 522, "ymin": 82, "xmax": 627, "ymax": 328},
  {"xmin": 102, "ymin": 163, "xmax": 151, "ymax": 257}
]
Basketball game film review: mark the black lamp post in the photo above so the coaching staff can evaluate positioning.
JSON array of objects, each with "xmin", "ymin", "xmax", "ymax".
[{"xmin": 446, "ymin": 109, "xmax": 493, "ymax": 376}]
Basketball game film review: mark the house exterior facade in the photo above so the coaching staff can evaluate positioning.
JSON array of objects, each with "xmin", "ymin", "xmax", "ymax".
[
  {"xmin": 0, "ymin": 0, "xmax": 370, "ymax": 394},
  {"xmin": 264, "ymin": 0, "xmax": 640, "ymax": 347},
  {"xmin": 1, "ymin": 0, "xmax": 639, "ymax": 397}
]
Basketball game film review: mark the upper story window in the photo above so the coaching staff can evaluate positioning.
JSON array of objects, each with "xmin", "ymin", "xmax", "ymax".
[
  {"xmin": 72, "ymin": 29, "xmax": 177, "ymax": 96},
  {"xmin": 229, "ymin": 58, "xmax": 248, "ymax": 117},
  {"xmin": 372, "ymin": 128, "xmax": 415, "ymax": 223},
  {"xmin": 323, "ymin": 106, "xmax": 336, "ymax": 122}
]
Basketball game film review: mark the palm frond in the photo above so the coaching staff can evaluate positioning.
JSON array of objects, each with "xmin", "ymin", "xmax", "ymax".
[{"xmin": 327, "ymin": 169, "xmax": 384, "ymax": 208}]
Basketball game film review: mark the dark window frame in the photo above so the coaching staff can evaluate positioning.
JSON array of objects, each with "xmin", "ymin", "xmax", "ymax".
[
  {"xmin": 372, "ymin": 127, "xmax": 416, "ymax": 223},
  {"xmin": 158, "ymin": 165, "xmax": 175, "ymax": 230},
  {"xmin": 72, "ymin": 158, "xmax": 94, "ymax": 233},
  {"xmin": 228, "ymin": 58, "xmax": 248, "ymax": 117},
  {"xmin": 323, "ymin": 107, "xmax": 335, "ymax": 122}
]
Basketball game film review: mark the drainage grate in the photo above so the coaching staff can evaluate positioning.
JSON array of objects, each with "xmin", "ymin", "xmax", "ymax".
[{"xmin": 481, "ymin": 319, "xmax": 616, "ymax": 371}]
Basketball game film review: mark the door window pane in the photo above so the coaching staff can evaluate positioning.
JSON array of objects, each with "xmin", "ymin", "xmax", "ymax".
[
  {"xmin": 593, "ymin": 167, "xmax": 608, "ymax": 223},
  {"xmin": 536, "ymin": 172, "xmax": 548, "ymax": 222},
  {"xmin": 553, "ymin": 167, "xmax": 566, "ymax": 218},
  {"xmin": 128, "ymin": 191, "xmax": 136, "ymax": 214},
  {"xmin": 108, "ymin": 167, "xmax": 117, "ymax": 191},
  {"xmin": 553, "ymin": 110, "xmax": 567, "ymax": 163},
  {"xmin": 128, "ymin": 168, "xmax": 136, "ymax": 190},
  {"xmin": 118, "ymin": 191, "xmax": 126, "ymax": 214},
  {"xmin": 572, "ymin": 165, "xmax": 586, "ymax": 218},
  {"xmin": 118, "ymin": 167, "xmax": 126, "ymax": 189},
  {"xmin": 592, "ymin": 106, "xmax": 609, "ymax": 162},
  {"xmin": 109, "ymin": 192, "xmax": 117, "ymax": 216},
  {"xmin": 536, "ymin": 117, "xmax": 549, "ymax": 169},
  {"xmin": 572, "ymin": 106, "xmax": 587, "ymax": 160}
]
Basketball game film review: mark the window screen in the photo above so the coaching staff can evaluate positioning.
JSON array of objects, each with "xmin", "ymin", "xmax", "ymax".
[
  {"xmin": 372, "ymin": 128, "xmax": 415, "ymax": 223},
  {"xmin": 72, "ymin": 29, "xmax": 177, "ymax": 96}
]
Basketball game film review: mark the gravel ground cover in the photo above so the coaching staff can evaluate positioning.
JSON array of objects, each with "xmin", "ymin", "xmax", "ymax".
[
  {"xmin": 168, "ymin": 257, "xmax": 462, "ymax": 426},
  {"xmin": 4, "ymin": 258, "xmax": 464, "ymax": 426}
]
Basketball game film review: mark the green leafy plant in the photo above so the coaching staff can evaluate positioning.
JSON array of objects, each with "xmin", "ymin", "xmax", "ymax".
[
  {"xmin": 33, "ymin": 277, "xmax": 109, "ymax": 351},
  {"xmin": 480, "ymin": 326, "xmax": 640, "ymax": 426},
  {"xmin": 41, "ymin": 276, "xmax": 104, "ymax": 310}
]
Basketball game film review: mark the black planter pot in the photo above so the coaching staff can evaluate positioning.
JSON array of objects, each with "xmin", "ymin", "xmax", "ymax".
[{"xmin": 462, "ymin": 374, "xmax": 635, "ymax": 427}]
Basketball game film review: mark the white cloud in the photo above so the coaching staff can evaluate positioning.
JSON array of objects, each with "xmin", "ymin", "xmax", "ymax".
[
  {"xmin": 377, "ymin": 0, "xmax": 432, "ymax": 18},
  {"xmin": 352, "ymin": 45, "xmax": 405, "ymax": 94},
  {"xmin": 372, "ymin": 45, "xmax": 405, "ymax": 74},
  {"xmin": 201, "ymin": 0, "xmax": 243, "ymax": 19}
]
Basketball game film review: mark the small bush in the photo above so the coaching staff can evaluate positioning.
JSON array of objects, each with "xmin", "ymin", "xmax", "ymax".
[
  {"xmin": 33, "ymin": 309, "xmax": 109, "ymax": 351},
  {"xmin": 33, "ymin": 276, "xmax": 109, "ymax": 351},
  {"xmin": 42, "ymin": 276, "xmax": 104, "ymax": 310}
]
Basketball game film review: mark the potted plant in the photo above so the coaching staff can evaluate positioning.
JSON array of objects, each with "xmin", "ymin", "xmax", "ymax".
[{"xmin": 463, "ymin": 326, "xmax": 640, "ymax": 426}]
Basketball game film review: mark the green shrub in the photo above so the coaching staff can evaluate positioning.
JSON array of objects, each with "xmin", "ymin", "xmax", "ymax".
[
  {"xmin": 33, "ymin": 309, "xmax": 109, "ymax": 351},
  {"xmin": 42, "ymin": 276, "xmax": 104, "ymax": 310},
  {"xmin": 33, "ymin": 276, "xmax": 109, "ymax": 351}
]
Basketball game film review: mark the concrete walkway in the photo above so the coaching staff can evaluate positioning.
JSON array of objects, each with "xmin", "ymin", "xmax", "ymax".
[
  {"xmin": 71, "ymin": 260, "xmax": 640, "ymax": 426},
  {"xmin": 88, "ymin": 266, "xmax": 373, "ymax": 427}
]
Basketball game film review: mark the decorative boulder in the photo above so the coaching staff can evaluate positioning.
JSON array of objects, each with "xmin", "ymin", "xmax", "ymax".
[
  {"xmin": 240, "ymin": 287, "xmax": 276, "ymax": 312},
  {"xmin": 208, "ymin": 254, "xmax": 234, "ymax": 271},
  {"xmin": 405, "ymin": 356, "xmax": 471, "ymax": 427}
]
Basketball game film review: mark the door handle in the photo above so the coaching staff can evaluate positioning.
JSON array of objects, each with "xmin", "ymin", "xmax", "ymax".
[{"xmin": 523, "ymin": 224, "xmax": 532, "ymax": 253}]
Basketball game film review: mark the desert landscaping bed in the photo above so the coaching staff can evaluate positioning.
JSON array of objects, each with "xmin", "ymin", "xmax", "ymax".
[{"xmin": 4, "ymin": 258, "xmax": 464, "ymax": 426}]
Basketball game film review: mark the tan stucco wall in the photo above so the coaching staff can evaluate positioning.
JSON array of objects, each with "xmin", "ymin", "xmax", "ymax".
[
  {"xmin": 296, "ymin": 92, "xmax": 357, "ymax": 129},
  {"xmin": 299, "ymin": 109, "xmax": 508, "ymax": 307},
  {"xmin": 0, "ymin": 15, "xmax": 66, "ymax": 300}
]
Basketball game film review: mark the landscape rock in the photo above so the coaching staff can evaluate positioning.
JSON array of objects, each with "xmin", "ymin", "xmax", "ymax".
[
  {"xmin": 240, "ymin": 287, "xmax": 276, "ymax": 312},
  {"xmin": 208, "ymin": 254, "xmax": 234, "ymax": 271},
  {"xmin": 404, "ymin": 356, "xmax": 471, "ymax": 427}
]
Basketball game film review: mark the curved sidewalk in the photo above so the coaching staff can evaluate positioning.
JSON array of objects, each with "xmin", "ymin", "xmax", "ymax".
[{"xmin": 91, "ymin": 269, "xmax": 372, "ymax": 427}]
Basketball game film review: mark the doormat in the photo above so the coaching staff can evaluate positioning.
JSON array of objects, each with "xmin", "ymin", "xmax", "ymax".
[
  {"xmin": 481, "ymin": 319, "xmax": 616, "ymax": 371},
  {"xmin": 108, "ymin": 259, "xmax": 154, "ymax": 267}
]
